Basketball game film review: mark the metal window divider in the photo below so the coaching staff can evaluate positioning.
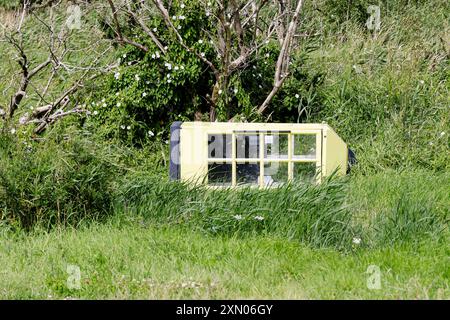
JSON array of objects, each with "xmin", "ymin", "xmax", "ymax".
[
  {"xmin": 259, "ymin": 132, "xmax": 265, "ymax": 188},
  {"xmin": 231, "ymin": 132, "xmax": 236, "ymax": 186}
]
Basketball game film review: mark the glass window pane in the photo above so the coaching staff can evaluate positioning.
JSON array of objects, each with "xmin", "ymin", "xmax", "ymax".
[
  {"xmin": 293, "ymin": 162, "xmax": 317, "ymax": 182},
  {"xmin": 208, "ymin": 163, "xmax": 232, "ymax": 186},
  {"xmin": 236, "ymin": 134, "xmax": 259, "ymax": 159},
  {"xmin": 264, "ymin": 134, "xmax": 288, "ymax": 159},
  {"xmin": 263, "ymin": 162, "xmax": 288, "ymax": 186},
  {"xmin": 236, "ymin": 162, "xmax": 260, "ymax": 185},
  {"xmin": 208, "ymin": 134, "xmax": 232, "ymax": 159},
  {"xmin": 293, "ymin": 134, "xmax": 316, "ymax": 159}
]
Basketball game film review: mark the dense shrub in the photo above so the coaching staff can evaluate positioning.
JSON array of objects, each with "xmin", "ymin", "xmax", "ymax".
[{"xmin": 0, "ymin": 129, "xmax": 117, "ymax": 229}]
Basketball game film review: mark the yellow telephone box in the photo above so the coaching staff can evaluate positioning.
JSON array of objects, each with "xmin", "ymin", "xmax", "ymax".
[{"xmin": 170, "ymin": 122, "xmax": 349, "ymax": 187}]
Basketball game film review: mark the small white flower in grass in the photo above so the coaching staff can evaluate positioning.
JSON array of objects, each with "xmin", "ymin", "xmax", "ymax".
[
  {"xmin": 429, "ymin": 141, "xmax": 433, "ymax": 146},
  {"xmin": 164, "ymin": 46, "xmax": 168, "ymax": 50},
  {"xmin": 142, "ymin": 92, "xmax": 147, "ymax": 97},
  {"xmin": 440, "ymin": 131, "xmax": 445, "ymax": 137},
  {"xmin": 218, "ymin": 89, "xmax": 223, "ymax": 95},
  {"xmin": 167, "ymin": 79, "xmax": 172, "ymax": 83},
  {"xmin": 148, "ymin": 130, "xmax": 154, "ymax": 137},
  {"xmin": 180, "ymin": 3, "xmax": 185, "ymax": 9},
  {"xmin": 419, "ymin": 80, "xmax": 425, "ymax": 85},
  {"xmin": 103, "ymin": 103, "xmax": 107, "ymax": 107},
  {"xmin": 114, "ymin": 72, "xmax": 120, "ymax": 79},
  {"xmin": 352, "ymin": 237, "xmax": 361, "ymax": 245},
  {"xmin": 135, "ymin": 74, "xmax": 140, "ymax": 82},
  {"xmin": 179, "ymin": 15, "xmax": 185, "ymax": 20},
  {"xmin": 10, "ymin": 128, "xmax": 16, "ymax": 134},
  {"xmin": 233, "ymin": 88, "xmax": 238, "ymax": 94},
  {"xmin": 116, "ymin": 92, "xmax": 120, "ymax": 96},
  {"xmin": 146, "ymin": 81, "xmax": 150, "ymax": 84},
  {"xmin": 102, "ymin": 98, "xmax": 105, "ymax": 103},
  {"xmin": 155, "ymin": 51, "xmax": 160, "ymax": 58},
  {"xmin": 174, "ymin": 66, "xmax": 179, "ymax": 71},
  {"xmin": 117, "ymin": 102, "xmax": 121, "ymax": 107},
  {"xmin": 128, "ymin": 61, "xmax": 132, "ymax": 66},
  {"xmin": 295, "ymin": 94, "xmax": 300, "ymax": 99},
  {"xmin": 259, "ymin": 85, "xmax": 262, "ymax": 89},
  {"xmin": 93, "ymin": 110, "xmax": 99, "ymax": 116},
  {"xmin": 120, "ymin": 125, "xmax": 125, "ymax": 130},
  {"xmin": 127, "ymin": 125, "xmax": 131, "ymax": 130},
  {"xmin": 153, "ymin": 27, "xmax": 157, "ymax": 32},
  {"xmin": 198, "ymin": 39, "xmax": 203, "ymax": 44},
  {"xmin": 177, "ymin": 25, "xmax": 182, "ymax": 30},
  {"xmin": 122, "ymin": 53, "xmax": 127, "ymax": 58},
  {"xmin": 180, "ymin": 65, "xmax": 185, "ymax": 70},
  {"xmin": 200, "ymin": 52, "xmax": 205, "ymax": 57},
  {"xmin": 167, "ymin": 73, "xmax": 171, "ymax": 78},
  {"xmin": 206, "ymin": 11, "xmax": 210, "ymax": 17},
  {"xmin": 254, "ymin": 215, "xmax": 264, "ymax": 221},
  {"xmin": 151, "ymin": 54, "xmax": 156, "ymax": 59},
  {"xmin": 19, "ymin": 115, "xmax": 28, "ymax": 124},
  {"xmin": 233, "ymin": 215, "xmax": 242, "ymax": 220},
  {"xmin": 172, "ymin": 15, "xmax": 177, "ymax": 20}
]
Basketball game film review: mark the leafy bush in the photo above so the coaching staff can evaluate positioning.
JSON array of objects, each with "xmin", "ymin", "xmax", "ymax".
[{"xmin": 0, "ymin": 129, "xmax": 117, "ymax": 229}]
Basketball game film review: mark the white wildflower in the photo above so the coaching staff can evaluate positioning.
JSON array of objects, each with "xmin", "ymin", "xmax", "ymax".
[
  {"xmin": 128, "ymin": 61, "xmax": 132, "ymax": 66},
  {"xmin": 164, "ymin": 46, "xmax": 168, "ymax": 50},
  {"xmin": 117, "ymin": 102, "xmax": 121, "ymax": 107},
  {"xmin": 174, "ymin": 66, "xmax": 179, "ymax": 71},
  {"xmin": 10, "ymin": 128, "xmax": 16, "ymax": 134},
  {"xmin": 122, "ymin": 53, "xmax": 127, "ymax": 58},
  {"xmin": 218, "ymin": 89, "xmax": 223, "ymax": 95},
  {"xmin": 167, "ymin": 79, "xmax": 172, "ymax": 83},
  {"xmin": 153, "ymin": 27, "xmax": 157, "ymax": 32},
  {"xmin": 142, "ymin": 92, "xmax": 147, "ymax": 97},
  {"xmin": 233, "ymin": 88, "xmax": 238, "ymax": 94},
  {"xmin": 135, "ymin": 74, "xmax": 140, "ymax": 82},
  {"xmin": 440, "ymin": 131, "xmax": 445, "ymax": 137},
  {"xmin": 233, "ymin": 215, "xmax": 242, "ymax": 220},
  {"xmin": 172, "ymin": 15, "xmax": 177, "ymax": 20},
  {"xmin": 254, "ymin": 215, "xmax": 264, "ymax": 221},
  {"xmin": 114, "ymin": 72, "xmax": 120, "ymax": 79},
  {"xmin": 93, "ymin": 110, "xmax": 99, "ymax": 115},
  {"xmin": 179, "ymin": 15, "xmax": 185, "ymax": 20},
  {"xmin": 148, "ymin": 130, "xmax": 154, "ymax": 137},
  {"xmin": 120, "ymin": 125, "xmax": 125, "ymax": 130},
  {"xmin": 127, "ymin": 125, "xmax": 131, "ymax": 130},
  {"xmin": 177, "ymin": 25, "xmax": 182, "ymax": 30},
  {"xmin": 198, "ymin": 39, "xmax": 203, "ymax": 44},
  {"xmin": 151, "ymin": 54, "xmax": 156, "ymax": 59},
  {"xmin": 352, "ymin": 237, "xmax": 361, "ymax": 245},
  {"xmin": 419, "ymin": 80, "xmax": 425, "ymax": 85},
  {"xmin": 180, "ymin": 3, "xmax": 185, "ymax": 9},
  {"xmin": 200, "ymin": 52, "xmax": 205, "ymax": 57},
  {"xmin": 19, "ymin": 114, "xmax": 28, "ymax": 124},
  {"xmin": 295, "ymin": 94, "xmax": 300, "ymax": 99}
]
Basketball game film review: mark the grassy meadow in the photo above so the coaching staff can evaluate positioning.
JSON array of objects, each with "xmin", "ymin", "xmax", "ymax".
[{"xmin": 0, "ymin": 0, "xmax": 449, "ymax": 299}]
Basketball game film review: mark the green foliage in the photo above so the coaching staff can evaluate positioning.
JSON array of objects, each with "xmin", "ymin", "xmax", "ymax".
[{"xmin": 0, "ymin": 128, "xmax": 117, "ymax": 229}]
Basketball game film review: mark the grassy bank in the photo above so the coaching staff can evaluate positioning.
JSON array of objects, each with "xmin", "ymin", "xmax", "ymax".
[
  {"xmin": 0, "ymin": 221, "xmax": 448, "ymax": 299},
  {"xmin": 1, "ymin": 171, "xmax": 448, "ymax": 299}
]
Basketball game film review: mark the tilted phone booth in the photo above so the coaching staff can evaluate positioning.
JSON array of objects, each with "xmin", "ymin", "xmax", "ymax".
[{"xmin": 170, "ymin": 122, "xmax": 352, "ymax": 188}]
